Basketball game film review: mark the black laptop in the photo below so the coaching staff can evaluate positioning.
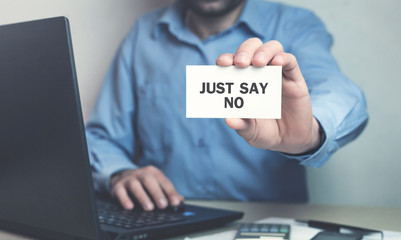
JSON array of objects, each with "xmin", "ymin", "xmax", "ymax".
[{"xmin": 0, "ymin": 17, "xmax": 243, "ymax": 240}]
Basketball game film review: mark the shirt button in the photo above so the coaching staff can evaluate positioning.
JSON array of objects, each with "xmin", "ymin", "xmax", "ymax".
[{"xmin": 198, "ymin": 138, "xmax": 205, "ymax": 147}]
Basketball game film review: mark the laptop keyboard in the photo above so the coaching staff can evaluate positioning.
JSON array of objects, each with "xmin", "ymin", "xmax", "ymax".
[{"xmin": 97, "ymin": 200, "xmax": 185, "ymax": 229}]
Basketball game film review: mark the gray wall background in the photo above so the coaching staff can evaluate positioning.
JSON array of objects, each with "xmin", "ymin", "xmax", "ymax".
[{"xmin": 1, "ymin": 0, "xmax": 400, "ymax": 207}]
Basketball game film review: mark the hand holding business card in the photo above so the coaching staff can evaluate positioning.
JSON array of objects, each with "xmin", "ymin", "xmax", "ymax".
[
  {"xmin": 186, "ymin": 65, "xmax": 282, "ymax": 119},
  {"xmin": 186, "ymin": 38, "xmax": 321, "ymax": 155}
]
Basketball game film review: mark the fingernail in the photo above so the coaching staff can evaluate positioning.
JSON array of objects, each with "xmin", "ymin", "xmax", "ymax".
[
  {"xmin": 158, "ymin": 198, "xmax": 168, "ymax": 208},
  {"xmin": 220, "ymin": 54, "xmax": 231, "ymax": 62},
  {"xmin": 171, "ymin": 197, "xmax": 180, "ymax": 206},
  {"xmin": 235, "ymin": 52, "xmax": 247, "ymax": 63},
  {"xmin": 254, "ymin": 52, "xmax": 265, "ymax": 62},
  {"xmin": 272, "ymin": 55, "xmax": 282, "ymax": 64},
  {"xmin": 144, "ymin": 201, "xmax": 154, "ymax": 211},
  {"xmin": 125, "ymin": 201, "xmax": 134, "ymax": 209}
]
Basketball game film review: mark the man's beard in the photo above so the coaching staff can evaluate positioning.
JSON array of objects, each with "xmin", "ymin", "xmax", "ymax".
[{"xmin": 182, "ymin": 0, "xmax": 245, "ymax": 17}]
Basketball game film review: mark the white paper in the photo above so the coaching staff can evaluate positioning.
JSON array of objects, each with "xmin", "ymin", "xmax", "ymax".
[
  {"xmin": 186, "ymin": 65, "xmax": 282, "ymax": 118},
  {"xmin": 184, "ymin": 217, "xmax": 317, "ymax": 240},
  {"xmin": 183, "ymin": 217, "xmax": 401, "ymax": 240}
]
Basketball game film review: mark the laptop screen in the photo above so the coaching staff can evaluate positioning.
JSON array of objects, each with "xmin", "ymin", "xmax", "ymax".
[{"xmin": 0, "ymin": 17, "xmax": 98, "ymax": 240}]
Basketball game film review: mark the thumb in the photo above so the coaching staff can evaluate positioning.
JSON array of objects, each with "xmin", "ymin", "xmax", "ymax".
[{"xmin": 225, "ymin": 118, "xmax": 256, "ymax": 141}]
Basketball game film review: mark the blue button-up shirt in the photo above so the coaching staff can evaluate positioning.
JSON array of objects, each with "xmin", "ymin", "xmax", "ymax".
[{"xmin": 86, "ymin": 0, "xmax": 368, "ymax": 202}]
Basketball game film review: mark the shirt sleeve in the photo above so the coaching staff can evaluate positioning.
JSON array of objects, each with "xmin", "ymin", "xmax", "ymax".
[
  {"xmin": 280, "ymin": 9, "xmax": 369, "ymax": 167},
  {"xmin": 85, "ymin": 23, "xmax": 140, "ymax": 193}
]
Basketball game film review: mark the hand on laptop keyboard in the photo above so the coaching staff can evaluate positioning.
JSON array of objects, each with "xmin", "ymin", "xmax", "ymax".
[
  {"xmin": 97, "ymin": 199, "xmax": 186, "ymax": 229},
  {"xmin": 124, "ymin": 196, "xmax": 186, "ymax": 213},
  {"xmin": 110, "ymin": 166, "xmax": 184, "ymax": 211}
]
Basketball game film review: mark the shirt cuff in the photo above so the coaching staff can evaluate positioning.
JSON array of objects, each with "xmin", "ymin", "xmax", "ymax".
[
  {"xmin": 91, "ymin": 154, "xmax": 138, "ymax": 193},
  {"xmin": 282, "ymin": 107, "xmax": 338, "ymax": 167}
]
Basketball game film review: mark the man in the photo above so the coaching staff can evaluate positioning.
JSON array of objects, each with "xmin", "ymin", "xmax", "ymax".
[{"xmin": 86, "ymin": 0, "xmax": 368, "ymax": 211}]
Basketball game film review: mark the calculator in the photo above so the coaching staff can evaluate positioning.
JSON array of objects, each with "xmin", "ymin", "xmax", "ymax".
[{"xmin": 235, "ymin": 223, "xmax": 290, "ymax": 239}]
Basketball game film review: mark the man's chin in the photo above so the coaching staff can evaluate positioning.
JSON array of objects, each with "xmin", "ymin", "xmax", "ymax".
[{"xmin": 183, "ymin": 0, "xmax": 245, "ymax": 18}]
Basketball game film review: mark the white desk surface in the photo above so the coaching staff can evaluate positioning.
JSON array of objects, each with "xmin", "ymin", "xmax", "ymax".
[
  {"xmin": 1, "ymin": 200, "xmax": 400, "ymax": 239},
  {"xmin": 168, "ymin": 200, "xmax": 401, "ymax": 239}
]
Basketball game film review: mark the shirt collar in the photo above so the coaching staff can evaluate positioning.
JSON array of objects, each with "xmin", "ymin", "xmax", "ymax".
[
  {"xmin": 153, "ymin": 1, "xmax": 186, "ymax": 40},
  {"xmin": 236, "ymin": 0, "xmax": 267, "ymax": 38},
  {"xmin": 153, "ymin": 0, "xmax": 269, "ymax": 40}
]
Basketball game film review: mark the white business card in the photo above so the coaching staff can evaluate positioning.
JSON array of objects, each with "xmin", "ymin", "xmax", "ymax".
[{"xmin": 186, "ymin": 65, "xmax": 282, "ymax": 118}]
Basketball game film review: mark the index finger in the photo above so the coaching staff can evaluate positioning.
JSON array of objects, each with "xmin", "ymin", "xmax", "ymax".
[
  {"xmin": 216, "ymin": 53, "xmax": 235, "ymax": 66},
  {"xmin": 251, "ymin": 40, "xmax": 284, "ymax": 67},
  {"xmin": 233, "ymin": 38, "xmax": 263, "ymax": 68},
  {"xmin": 112, "ymin": 185, "xmax": 134, "ymax": 210}
]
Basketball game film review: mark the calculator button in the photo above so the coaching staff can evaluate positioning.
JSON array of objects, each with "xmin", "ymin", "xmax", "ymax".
[
  {"xmin": 280, "ymin": 227, "xmax": 289, "ymax": 233},
  {"xmin": 250, "ymin": 227, "xmax": 259, "ymax": 232},
  {"xmin": 270, "ymin": 227, "xmax": 279, "ymax": 232}
]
